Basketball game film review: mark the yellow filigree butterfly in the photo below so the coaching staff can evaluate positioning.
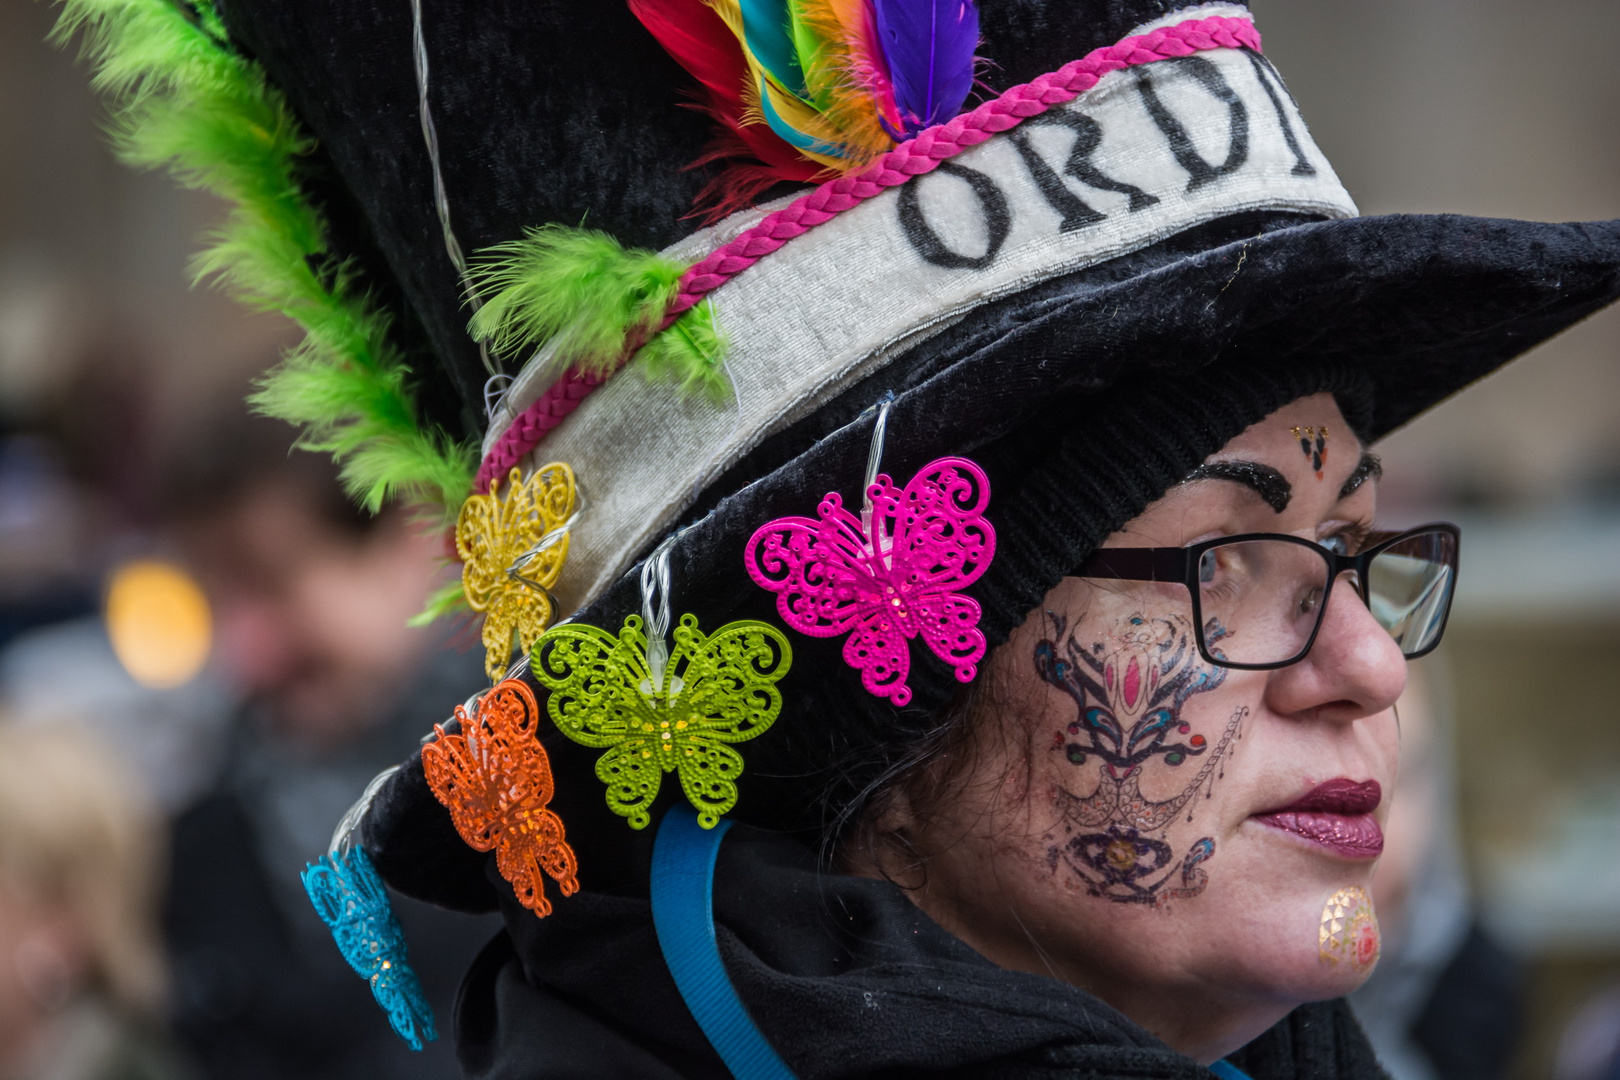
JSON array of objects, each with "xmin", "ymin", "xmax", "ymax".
[
  {"xmin": 456, "ymin": 464, "xmax": 578, "ymax": 680},
  {"xmin": 532, "ymin": 613, "xmax": 792, "ymax": 829}
]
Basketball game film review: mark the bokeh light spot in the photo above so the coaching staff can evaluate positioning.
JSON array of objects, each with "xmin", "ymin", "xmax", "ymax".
[{"xmin": 105, "ymin": 559, "xmax": 212, "ymax": 688}]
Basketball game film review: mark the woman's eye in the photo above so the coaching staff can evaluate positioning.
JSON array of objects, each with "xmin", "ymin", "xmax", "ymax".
[{"xmin": 1320, "ymin": 524, "xmax": 1373, "ymax": 556}]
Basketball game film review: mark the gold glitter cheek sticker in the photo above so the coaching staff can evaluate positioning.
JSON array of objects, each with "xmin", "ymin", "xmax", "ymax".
[
  {"xmin": 1318, "ymin": 886, "xmax": 1380, "ymax": 969},
  {"xmin": 456, "ymin": 463, "xmax": 579, "ymax": 680}
]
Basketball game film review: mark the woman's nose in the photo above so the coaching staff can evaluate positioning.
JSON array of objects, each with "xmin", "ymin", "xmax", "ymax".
[{"xmin": 1264, "ymin": 572, "xmax": 1406, "ymax": 723}]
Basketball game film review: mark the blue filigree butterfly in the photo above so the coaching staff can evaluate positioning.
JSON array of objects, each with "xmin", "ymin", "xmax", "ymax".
[{"xmin": 301, "ymin": 846, "xmax": 437, "ymax": 1050}]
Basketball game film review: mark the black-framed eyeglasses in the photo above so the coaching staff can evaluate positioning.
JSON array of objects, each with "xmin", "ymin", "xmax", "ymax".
[{"xmin": 1072, "ymin": 523, "xmax": 1460, "ymax": 670}]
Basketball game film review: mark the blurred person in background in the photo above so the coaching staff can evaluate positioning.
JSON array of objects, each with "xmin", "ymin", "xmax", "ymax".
[
  {"xmin": 1350, "ymin": 660, "xmax": 1525, "ymax": 1080},
  {"xmin": 157, "ymin": 408, "xmax": 495, "ymax": 1080},
  {"xmin": 0, "ymin": 721, "xmax": 188, "ymax": 1080},
  {"xmin": 0, "ymin": 435, "xmax": 98, "ymax": 652},
  {"xmin": 0, "ymin": 342, "xmax": 235, "ymax": 817}
]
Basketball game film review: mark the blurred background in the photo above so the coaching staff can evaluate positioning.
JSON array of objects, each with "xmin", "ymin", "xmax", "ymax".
[
  {"xmin": 0, "ymin": 2, "xmax": 496, "ymax": 1077},
  {"xmin": 0, "ymin": 1, "xmax": 1616, "ymax": 1078}
]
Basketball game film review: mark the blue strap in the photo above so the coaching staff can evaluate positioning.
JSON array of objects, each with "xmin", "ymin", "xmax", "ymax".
[
  {"xmin": 650, "ymin": 807, "xmax": 797, "ymax": 1080},
  {"xmin": 651, "ymin": 806, "xmax": 1246, "ymax": 1080}
]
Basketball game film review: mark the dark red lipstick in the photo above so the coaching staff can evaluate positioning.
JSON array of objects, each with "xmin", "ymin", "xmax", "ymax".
[{"xmin": 1253, "ymin": 779, "xmax": 1383, "ymax": 858}]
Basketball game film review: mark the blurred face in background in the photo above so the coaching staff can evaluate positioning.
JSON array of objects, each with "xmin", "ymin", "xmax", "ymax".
[
  {"xmin": 177, "ymin": 479, "xmax": 444, "ymax": 750},
  {"xmin": 0, "ymin": 877, "xmax": 87, "ymax": 1073},
  {"xmin": 0, "ymin": 724, "xmax": 163, "ymax": 1075}
]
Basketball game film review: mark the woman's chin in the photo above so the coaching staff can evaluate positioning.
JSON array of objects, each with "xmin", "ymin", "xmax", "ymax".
[
  {"xmin": 1244, "ymin": 916, "xmax": 1380, "ymax": 1003},
  {"xmin": 1190, "ymin": 838, "xmax": 1383, "ymax": 1004}
]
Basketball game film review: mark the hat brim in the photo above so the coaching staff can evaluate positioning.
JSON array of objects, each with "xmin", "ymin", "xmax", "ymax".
[{"xmin": 984, "ymin": 210, "xmax": 1620, "ymax": 442}]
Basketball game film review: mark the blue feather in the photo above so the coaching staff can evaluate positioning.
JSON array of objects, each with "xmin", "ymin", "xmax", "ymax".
[
  {"xmin": 302, "ymin": 848, "xmax": 438, "ymax": 1051},
  {"xmin": 738, "ymin": 0, "xmax": 804, "ymax": 94},
  {"xmin": 872, "ymin": 0, "xmax": 979, "ymax": 134},
  {"xmin": 757, "ymin": 80, "xmax": 842, "ymax": 155}
]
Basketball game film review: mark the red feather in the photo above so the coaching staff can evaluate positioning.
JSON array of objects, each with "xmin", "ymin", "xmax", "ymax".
[
  {"xmin": 631, "ymin": 0, "xmax": 825, "ymax": 221},
  {"xmin": 629, "ymin": 0, "xmax": 747, "ymax": 106}
]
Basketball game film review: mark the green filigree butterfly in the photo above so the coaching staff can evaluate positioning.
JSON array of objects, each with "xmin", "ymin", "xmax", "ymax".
[{"xmin": 532, "ymin": 613, "xmax": 792, "ymax": 829}]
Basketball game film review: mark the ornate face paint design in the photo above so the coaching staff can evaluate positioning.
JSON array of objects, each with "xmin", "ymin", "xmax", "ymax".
[
  {"xmin": 1036, "ymin": 611, "xmax": 1246, "ymax": 906},
  {"xmin": 1318, "ymin": 886, "xmax": 1380, "ymax": 969},
  {"xmin": 1291, "ymin": 425, "xmax": 1328, "ymax": 478}
]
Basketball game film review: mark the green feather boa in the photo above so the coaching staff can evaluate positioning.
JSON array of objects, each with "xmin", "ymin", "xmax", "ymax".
[{"xmin": 53, "ymin": 0, "xmax": 474, "ymax": 519}]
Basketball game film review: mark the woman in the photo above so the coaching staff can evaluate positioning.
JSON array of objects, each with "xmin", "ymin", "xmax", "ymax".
[{"xmin": 58, "ymin": 0, "xmax": 1620, "ymax": 1076}]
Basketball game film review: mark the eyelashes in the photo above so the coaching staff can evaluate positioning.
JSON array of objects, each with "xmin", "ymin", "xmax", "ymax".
[{"xmin": 1324, "ymin": 520, "xmax": 1374, "ymax": 555}]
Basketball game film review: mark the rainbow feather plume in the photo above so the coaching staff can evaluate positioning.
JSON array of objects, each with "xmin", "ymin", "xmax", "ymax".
[{"xmin": 631, "ymin": 0, "xmax": 980, "ymax": 218}]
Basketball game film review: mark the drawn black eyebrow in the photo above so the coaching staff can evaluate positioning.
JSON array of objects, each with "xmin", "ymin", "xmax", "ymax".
[
  {"xmin": 1338, "ymin": 452, "xmax": 1383, "ymax": 500},
  {"xmin": 1186, "ymin": 460, "xmax": 1291, "ymax": 513}
]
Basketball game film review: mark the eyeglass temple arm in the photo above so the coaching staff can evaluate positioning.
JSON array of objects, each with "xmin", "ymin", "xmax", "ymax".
[{"xmin": 1072, "ymin": 547, "xmax": 1191, "ymax": 583}]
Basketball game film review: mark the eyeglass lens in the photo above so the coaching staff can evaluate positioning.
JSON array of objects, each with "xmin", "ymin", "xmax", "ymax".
[
  {"xmin": 1365, "ymin": 528, "xmax": 1456, "ymax": 657},
  {"xmin": 1195, "ymin": 528, "xmax": 1457, "ymax": 666},
  {"xmin": 1196, "ymin": 540, "xmax": 1331, "ymax": 667}
]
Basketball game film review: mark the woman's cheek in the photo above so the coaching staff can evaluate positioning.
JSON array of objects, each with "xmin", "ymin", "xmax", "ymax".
[
  {"xmin": 1010, "ymin": 596, "xmax": 1389, "ymax": 1004},
  {"xmin": 1024, "ymin": 606, "xmax": 1249, "ymax": 909}
]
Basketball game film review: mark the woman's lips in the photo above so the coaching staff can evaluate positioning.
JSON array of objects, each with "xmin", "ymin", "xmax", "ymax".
[{"xmin": 1253, "ymin": 779, "xmax": 1384, "ymax": 859}]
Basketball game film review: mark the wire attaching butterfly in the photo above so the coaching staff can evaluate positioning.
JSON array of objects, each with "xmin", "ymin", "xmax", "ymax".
[
  {"xmin": 301, "ymin": 847, "xmax": 437, "ymax": 1050},
  {"xmin": 744, "ymin": 455, "xmax": 994, "ymax": 706},
  {"xmin": 422, "ymin": 678, "xmax": 581, "ymax": 917}
]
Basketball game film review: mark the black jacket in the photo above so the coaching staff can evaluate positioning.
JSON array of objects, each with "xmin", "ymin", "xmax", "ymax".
[{"xmin": 455, "ymin": 824, "xmax": 1390, "ymax": 1080}]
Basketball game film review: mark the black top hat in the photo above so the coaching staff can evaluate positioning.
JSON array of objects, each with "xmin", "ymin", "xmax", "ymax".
[{"xmin": 60, "ymin": 0, "xmax": 1620, "ymax": 1071}]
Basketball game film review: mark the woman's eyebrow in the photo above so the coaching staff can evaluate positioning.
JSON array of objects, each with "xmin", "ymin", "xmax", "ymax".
[
  {"xmin": 1186, "ymin": 460, "xmax": 1291, "ymax": 513},
  {"xmin": 1338, "ymin": 452, "xmax": 1383, "ymax": 499}
]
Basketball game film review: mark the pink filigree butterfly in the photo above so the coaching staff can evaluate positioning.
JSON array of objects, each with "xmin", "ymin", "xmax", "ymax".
[{"xmin": 745, "ymin": 457, "xmax": 995, "ymax": 706}]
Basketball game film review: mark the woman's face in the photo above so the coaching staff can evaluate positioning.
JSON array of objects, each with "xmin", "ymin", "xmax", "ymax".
[{"xmin": 870, "ymin": 393, "xmax": 1404, "ymax": 1062}]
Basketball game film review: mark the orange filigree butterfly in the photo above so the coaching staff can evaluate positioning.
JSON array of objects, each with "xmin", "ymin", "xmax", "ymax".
[{"xmin": 422, "ymin": 678, "xmax": 580, "ymax": 917}]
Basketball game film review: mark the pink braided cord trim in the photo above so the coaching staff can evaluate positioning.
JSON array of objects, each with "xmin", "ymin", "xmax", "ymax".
[
  {"xmin": 478, "ymin": 370, "xmax": 602, "ymax": 487},
  {"xmin": 476, "ymin": 15, "xmax": 1261, "ymax": 492}
]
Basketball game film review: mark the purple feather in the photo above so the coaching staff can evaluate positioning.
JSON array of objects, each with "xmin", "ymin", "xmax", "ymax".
[{"xmin": 871, "ymin": 0, "xmax": 979, "ymax": 136}]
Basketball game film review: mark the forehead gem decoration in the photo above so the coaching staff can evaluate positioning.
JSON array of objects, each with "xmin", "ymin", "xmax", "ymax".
[{"xmin": 1290, "ymin": 425, "xmax": 1328, "ymax": 478}]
